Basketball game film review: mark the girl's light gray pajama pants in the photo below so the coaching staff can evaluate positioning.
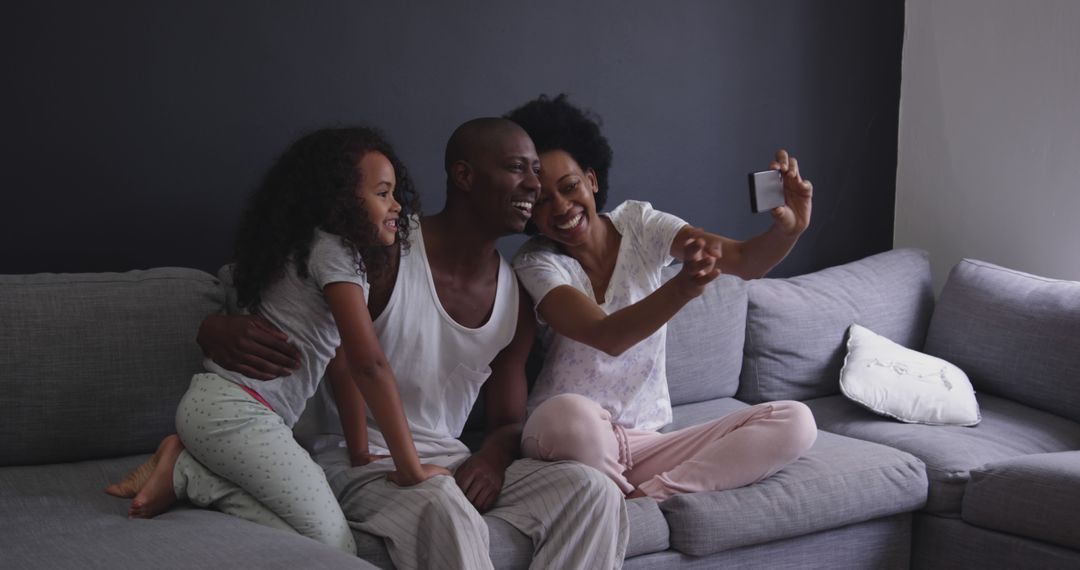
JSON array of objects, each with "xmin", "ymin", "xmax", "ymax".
[{"xmin": 172, "ymin": 373, "xmax": 356, "ymax": 554}]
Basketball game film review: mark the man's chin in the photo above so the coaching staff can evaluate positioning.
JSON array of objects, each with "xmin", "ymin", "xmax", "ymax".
[
  {"xmin": 509, "ymin": 221, "xmax": 530, "ymax": 235},
  {"xmin": 499, "ymin": 216, "xmax": 529, "ymax": 235}
]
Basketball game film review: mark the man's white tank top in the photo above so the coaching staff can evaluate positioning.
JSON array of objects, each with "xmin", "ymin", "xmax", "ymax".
[
  {"xmin": 293, "ymin": 218, "xmax": 520, "ymax": 457},
  {"xmin": 365, "ymin": 219, "xmax": 519, "ymax": 457}
]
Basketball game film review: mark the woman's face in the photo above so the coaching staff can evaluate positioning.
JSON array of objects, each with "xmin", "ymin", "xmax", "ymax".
[
  {"xmin": 533, "ymin": 149, "xmax": 599, "ymax": 247},
  {"xmin": 356, "ymin": 151, "xmax": 401, "ymax": 246}
]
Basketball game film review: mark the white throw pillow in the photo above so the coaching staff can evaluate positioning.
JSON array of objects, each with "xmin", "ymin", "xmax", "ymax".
[{"xmin": 840, "ymin": 324, "xmax": 980, "ymax": 426}]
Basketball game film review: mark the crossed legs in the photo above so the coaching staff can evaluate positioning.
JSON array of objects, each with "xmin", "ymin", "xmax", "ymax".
[{"xmin": 522, "ymin": 393, "xmax": 818, "ymax": 500}]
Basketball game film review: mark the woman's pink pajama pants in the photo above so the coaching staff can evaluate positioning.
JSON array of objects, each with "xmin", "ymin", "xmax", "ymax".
[{"xmin": 521, "ymin": 393, "xmax": 818, "ymax": 500}]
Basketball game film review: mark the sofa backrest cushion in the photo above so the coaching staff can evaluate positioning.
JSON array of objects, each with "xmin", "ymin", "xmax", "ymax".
[
  {"xmin": 0, "ymin": 269, "xmax": 223, "ymax": 466},
  {"xmin": 924, "ymin": 259, "xmax": 1080, "ymax": 423},
  {"xmin": 663, "ymin": 272, "xmax": 748, "ymax": 405},
  {"xmin": 737, "ymin": 249, "xmax": 934, "ymax": 403}
]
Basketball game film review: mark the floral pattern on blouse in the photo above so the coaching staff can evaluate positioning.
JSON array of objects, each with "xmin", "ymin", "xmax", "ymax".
[{"xmin": 512, "ymin": 200, "xmax": 688, "ymax": 430}]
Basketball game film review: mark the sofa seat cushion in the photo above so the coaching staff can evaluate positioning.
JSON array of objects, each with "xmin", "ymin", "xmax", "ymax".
[
  {"xmin": 0, "ymin": 456, "xmax": 374, "ymax": 569},
  {"xmin": 805, "ymin": 394, "xmax": 1080, "ymax": 514},
  {"xmin": 962, "ymin": 451, "xmax": 1080, "ymax": 550},
  {"xmin": 657, "ymin": 398, "xmax": 927, "ymax": 557},
  {"xmin": 627, "ymin": 514, "xmax": 913, "ymax": 570}
]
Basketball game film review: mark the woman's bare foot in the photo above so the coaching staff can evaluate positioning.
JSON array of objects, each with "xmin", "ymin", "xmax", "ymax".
[
  {"xmin": 105, "ymin": 437, "xmax": 173, "ymax": 498},
  {"xmin": 128, "ymin": 435, "xmax": 184, "ymax": 518}
]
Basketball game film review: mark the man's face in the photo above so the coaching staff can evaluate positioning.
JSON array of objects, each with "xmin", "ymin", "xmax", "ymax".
[{"xmin": 468, "ymin": 128, "xmax": 541, "ymax": 236}]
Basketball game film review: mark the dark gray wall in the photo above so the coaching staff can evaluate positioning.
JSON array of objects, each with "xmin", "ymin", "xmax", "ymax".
[{"xmin": 2, "ymin": 1, "xmax": 903, "ymax": 277}]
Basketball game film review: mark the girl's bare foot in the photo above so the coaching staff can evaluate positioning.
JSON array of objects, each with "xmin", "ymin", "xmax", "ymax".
[
  {"xmin": 128, "ymin": 435, "xmax": 183, "ymax": 518},
  {"xmin": 105, "ymin": 438, "xmax": 173, "ymax": 498}
]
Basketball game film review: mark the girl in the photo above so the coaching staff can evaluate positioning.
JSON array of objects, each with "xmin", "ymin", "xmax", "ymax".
[
  {"xmin": 105, "ymin": 127, "xmax": 448, "ymax": 553},
  {"xmin": 506, "ymin": 95, "xmax": 818, "ymax": 500}
]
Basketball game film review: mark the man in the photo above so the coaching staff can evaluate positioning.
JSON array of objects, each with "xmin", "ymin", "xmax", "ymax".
[{"xmin": 198, "ymin": 118, "xmax": 628, "ymax": 569}]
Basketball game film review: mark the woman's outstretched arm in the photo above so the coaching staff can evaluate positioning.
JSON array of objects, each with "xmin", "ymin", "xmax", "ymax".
[{"xmin": 537, "ymin": 238, "xmax": 720, "ymax": 357}]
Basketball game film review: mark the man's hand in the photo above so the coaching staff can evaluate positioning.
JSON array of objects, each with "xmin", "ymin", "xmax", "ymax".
[
  {"xmin": 196, "ymin": 314, "xmax": 300, "ymax": 380},
  {"xmin": 768, "ymin": 149, "xmax": 813, "ymax": 235},
  {"xmin": 453, "ymin": 448, "xmax": 510, "ymax": 513}
]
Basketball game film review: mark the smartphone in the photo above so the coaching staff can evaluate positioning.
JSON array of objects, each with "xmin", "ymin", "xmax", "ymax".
[{"xmin": 748, "ymin": 170, "xmax": 785, "ymax": 213}]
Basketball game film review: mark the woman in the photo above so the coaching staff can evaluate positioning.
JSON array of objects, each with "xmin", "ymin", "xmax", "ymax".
[{"xmin": 506, "ymin": 95, "xmax": 818, "ymax": 500}]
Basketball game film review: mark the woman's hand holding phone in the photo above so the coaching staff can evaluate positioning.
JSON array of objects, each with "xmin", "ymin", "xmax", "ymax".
[{"xmin": 765, "ymin": 149, "xmax": 813, "ymax": 235}]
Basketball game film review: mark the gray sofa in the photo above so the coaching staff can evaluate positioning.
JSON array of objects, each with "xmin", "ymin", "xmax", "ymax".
[
  {"xmin": 2, "ymin": 248, "xmax": 1077, "ymax": 569},
  {"xmin": 798, "ymin": 257, "xmax": 1080, "ymax": 569}
]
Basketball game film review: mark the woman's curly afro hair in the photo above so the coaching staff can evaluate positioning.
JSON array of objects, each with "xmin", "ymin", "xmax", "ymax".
[
  {"xmin": 233, "ymin": 126, "xmax": 420, "ymax": 310},
  {"xmin": 505, "ymin": 94, "xmax": 614, "ymax": 227}
]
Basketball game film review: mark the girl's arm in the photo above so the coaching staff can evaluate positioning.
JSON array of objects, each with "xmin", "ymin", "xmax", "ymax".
[
  {"xmin": 324, "ymin": 282, "xmax": 447, "ymax": 485},
  {"xmin": 537, "ymin": 238, "xmax": 720, "ymax": 357},
  {"xmin": 327, "ymin": 350, "xmax": 386, "ymax": 466},
  {"xmin": 671, "ymin": 150, "xmax": 813, "ymax": 279}
]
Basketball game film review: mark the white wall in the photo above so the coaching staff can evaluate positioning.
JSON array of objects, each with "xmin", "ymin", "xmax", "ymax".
[{"xmin": 896, "ymin": 0, "xmax": 1080, "ymax": 293}]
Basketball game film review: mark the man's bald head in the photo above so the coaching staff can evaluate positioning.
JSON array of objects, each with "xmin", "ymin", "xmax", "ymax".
[
  {"xmin": 444, "ymin": 117, "xmax": 528, "ymax": 176},
  {"xmin": 440, "ymin": 117, "xmax": 540, "ymax": 236}
]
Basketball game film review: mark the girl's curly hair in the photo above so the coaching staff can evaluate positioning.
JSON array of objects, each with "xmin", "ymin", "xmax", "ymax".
[
  {"xmin": 233, "ymin": 126, "xmax": 420, "ymax": 310},
  {"xmin": 505, "ymin": 94, "xmax": 613, "ymax": 234}
]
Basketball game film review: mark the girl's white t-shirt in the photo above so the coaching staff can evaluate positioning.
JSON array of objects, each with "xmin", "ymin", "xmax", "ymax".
[
  {"xmin": 512, "ymin": 200, "xmax": 687, "ymax": 430},
  {"xmin": 206, "ymin": 229, "xmax": 368, "ymax": 428}
]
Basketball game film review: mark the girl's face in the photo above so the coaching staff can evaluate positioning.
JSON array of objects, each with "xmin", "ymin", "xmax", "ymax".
[
  {"xmin": 533, "ymin": 149, "xmax": 599, "ymax": 247},
  {"xmin": 356, "ymin": 151, "xmax": 401, "ymax": 246}
]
